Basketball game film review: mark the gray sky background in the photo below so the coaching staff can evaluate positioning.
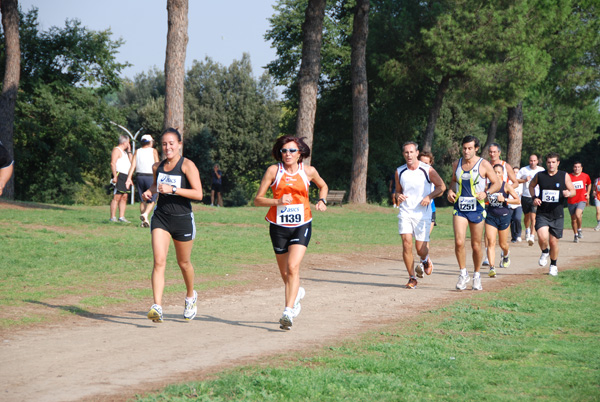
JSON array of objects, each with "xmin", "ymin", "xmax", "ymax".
[{"xmin": 19, "ymin": 0, "xmax": 279, "ymax": 81}]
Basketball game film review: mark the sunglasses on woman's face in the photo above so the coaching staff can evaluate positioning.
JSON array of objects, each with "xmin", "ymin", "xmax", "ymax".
[{"xmin": 280, "ymin": 148, "xmax": 298, "ymax": 154}]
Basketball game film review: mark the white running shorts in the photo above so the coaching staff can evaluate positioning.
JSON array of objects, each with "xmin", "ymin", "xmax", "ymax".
[{"xmin": 398, "ymin": 215, "xmax": 431, "ymax": 242}]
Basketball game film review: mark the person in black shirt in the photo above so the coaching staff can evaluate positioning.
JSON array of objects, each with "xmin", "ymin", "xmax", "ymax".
[
  {"xmin": 529, "ymin": 152, "xmax": 575, "ymax": 276},
  {"xmin": 142, "ymin": 128, "xmax": 204, "ymax": 323}
]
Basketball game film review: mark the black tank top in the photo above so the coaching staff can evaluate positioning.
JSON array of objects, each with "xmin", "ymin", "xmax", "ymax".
[
  {"xmin": 155, "ymin": 157, "xmax": 192, "ymax": 215},
  {"xmin": 536, "ymin": 170, "xmax": 567, "ymax": 219},
  {"xmin": 487, "ymin": 182, "xmax": 510, "ymax": 216}
]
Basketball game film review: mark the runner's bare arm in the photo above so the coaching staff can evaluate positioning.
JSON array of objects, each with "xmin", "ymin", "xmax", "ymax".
[
  {"xmin": 447, "ymin": 161, "xmax": 458, "ymax": 203},
  {"xmin": 254, "ymin": 165, "xmax": 281, "ymax": 207},
  {"xmin": 306, "ymin": 165, "xmax": 328, "ymax": 211},
  {"xmin": 564, "ymin": 174, "xmax": 575, "ymax": 198},
  {"xmin": 482, "ymin": 160, "xmax": 501, "ymax": 198}
]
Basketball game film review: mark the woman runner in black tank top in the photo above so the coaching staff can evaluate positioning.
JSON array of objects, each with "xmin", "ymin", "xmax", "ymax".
[
  {"xmin": 484, "ymin": 164, "xmax": 520, "ymax": 277},
  {"xmin": 141, "ymin": 128, "xmax": 204, "ymax": 323}
]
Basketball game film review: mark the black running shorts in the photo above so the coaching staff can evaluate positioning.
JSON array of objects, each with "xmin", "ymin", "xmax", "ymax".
[
  {"xmin": 151, "ymin": 210, "xmax": 196, "ymax": 242},
  {"xmin": 269, "ymin": 221, "xmax": 312, "ymax": 254}
]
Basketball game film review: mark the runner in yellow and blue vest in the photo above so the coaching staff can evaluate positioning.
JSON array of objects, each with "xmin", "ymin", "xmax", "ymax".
[{"xmin": 447, "ymin": 136, "xmax": 501, "ymax": 291}]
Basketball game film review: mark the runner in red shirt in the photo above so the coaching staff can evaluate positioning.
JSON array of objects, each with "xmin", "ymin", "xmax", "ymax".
[{"xmin": 567, "ymin": 161, "xmax": 591, "ymax": 242}]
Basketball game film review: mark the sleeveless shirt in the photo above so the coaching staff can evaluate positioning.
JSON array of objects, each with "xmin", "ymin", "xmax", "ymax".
[
  {"xmin": 486, "ymin": 182, "xmax": 510, "ymax": 216},
  {"xmin": 396, "ymin": 161, "xmax": 432, "ymax": 219},
  {"xmin": 265, "ymin": 163, "xmax": 312, "ymax": 227},
  {"xmin": 135, "ymin": 147, "xmax": 155, "ymax": 174},
  {"xmin": 536, "ymin": 170, "xmax": 567, "ymax": 219},
  {"xmin": 115, "ymin": 147, "xmax": 131, "ymax": 175},
  {"xmin": 155, "ymin": 157, "xmax": 192, "ymax": 215},
  {"xmin": 454, "ymin": 157, "xmax": 486, "ymax": 213}
]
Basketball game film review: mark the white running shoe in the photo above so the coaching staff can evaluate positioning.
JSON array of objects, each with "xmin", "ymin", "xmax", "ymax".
[
  {"xmin": 577, "ymin": 230, "xmax": 583, "ymax": 239},
  {"xmin": 292, "ymin": 287, "xmax": 305, "ymax": 318},
  {"xmin": 279, "ymin": 309, "xmax": 294, "ymax": 330},
  {"xmin": 595, "ymin": 222, "xmax": 600, "ymax": 231},
  {"xmin": 516, "ymin": 237, "xmax": 522, "ymax": 242},
  {"xmin": 415, "ymin": 263, "xmax": 424, "ymax": 278},
  {"xmin": 148, "ymin": 304, "xmax": 163, "ymax": 323},
  {"xmin": 538, "ymin": 252, "xmax": 550, "ymax": 267},
  {"xmin": 549, "ymin": 265, "xmax": 558, "ymax": 276},
  {"xmin": 472, "ymin": 277, "xmax": 482, "ymax": 291},
  {"xmin": 456, "ymin": 274, "xmax": 470, "ymax": 290},
  {"xmin": 574, "ymin": 235, "xmax": 579, "ymax": 243},
  {"xmin": 527, "ymin": 235, "xmax": 534, "ymax": 246},
  {"xmin": 183, "ymin": 290, "xmax": 198, "ymax": 321}
]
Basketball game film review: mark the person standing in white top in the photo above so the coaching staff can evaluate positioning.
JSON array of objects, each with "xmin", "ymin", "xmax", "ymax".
[
  {"xmin": 517, "ymin": 154, "xmax": 545, "ymax": 245},
  {"xmin": 126, "ymin": 134, "xmax": 161, "ymax": 227},
  {"xmin": 109, "ymin": 135, "xmax": 132, "ymax": 223},
  {"xmin": 395, "ymin": 142, "xmax": 446, "ymax": 289}
]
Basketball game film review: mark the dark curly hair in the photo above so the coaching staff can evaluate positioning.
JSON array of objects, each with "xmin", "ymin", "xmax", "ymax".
[{"xmin": 271, "ymin": 135, "xmax": 311, "ymax": 162}]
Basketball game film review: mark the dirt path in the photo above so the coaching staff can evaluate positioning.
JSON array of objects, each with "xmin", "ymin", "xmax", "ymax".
[{"xmin": 2, "ymin": 229, "xmax": 599, "ymax": 402}]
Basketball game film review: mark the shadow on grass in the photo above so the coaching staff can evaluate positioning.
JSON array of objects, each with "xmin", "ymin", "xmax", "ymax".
[{"xmin": 24, "ymin": 300, "xmax": 154, "ymax": 329}]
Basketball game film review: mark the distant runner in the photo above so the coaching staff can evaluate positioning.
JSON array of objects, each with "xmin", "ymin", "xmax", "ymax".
[
  {"xmin": 529, "ymin": 152, "xmax": 575, "ymax": 276},
  {"xmin": 567, "ymin": 161, "xmax": 591, "ymax": 243}
]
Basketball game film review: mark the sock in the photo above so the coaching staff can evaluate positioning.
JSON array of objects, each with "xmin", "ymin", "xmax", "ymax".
[
  {"xmin": 526, "ymin": 228, "xmax": 531, "ymax": 235},
  {"xmin": 186, "ymin": 296, "xmax": 195, "ymax": 302},
  {"xmin": 474, "ymin": 272, "xmax": 481, "ymax": 278},
  {"xmin": 284, "ymin": 307, "xmax": 293, "ymax": 313},
  {"xmin": 550, "ymin": 259, "xmax": 557, "ymax": 266},
  {"xmin": 460, "ymin": 268, "xmax": 467, "ymax": 276},
  {"xmin": 542, "ymin": 248, "xmax": 550, "ymax": 254}
]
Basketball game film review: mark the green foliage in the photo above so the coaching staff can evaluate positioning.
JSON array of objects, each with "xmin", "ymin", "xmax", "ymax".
[
  {"xmin": 2, "ymin": 7, "xmax": 129, "ymax": 204},
  {"xmin": 266, "ymin": 0, "xmax": 600, "ymax": 203},
  {"xmin": 183, "ymin": 55, "xmax": 281, "ymax": 204}
]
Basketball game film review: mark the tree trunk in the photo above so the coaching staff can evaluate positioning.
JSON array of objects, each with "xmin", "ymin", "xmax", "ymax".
[
  {"xmin": 295, "ymin": 0, "xmax": 326, "ymax": 166},
  {"xmin": 348, "ymin": 0, "xmax": 369, "ymax": 204},
  {"xmin": 0, "ymin": 0, "xmax": 20, "ymax": 199},
  {"xmin": 481, "ymin": 109, "xmax": 501, "ymax": 157},
  {"xmin": 164, "ymin": 0, "xmax": 188, "ymax": 145},
  {"xmin": 506, "ymin": 101, "xmax": 523, "ymax": 168},
  {"xmin": 422, "ymin": 75, "xmax": 450, "ymax": 153}
]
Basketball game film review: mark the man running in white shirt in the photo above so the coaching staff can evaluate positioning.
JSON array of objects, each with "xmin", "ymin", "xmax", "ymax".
[{"xmin": 395, "ymin": 142, "xmax": 446, "ymax": 289}]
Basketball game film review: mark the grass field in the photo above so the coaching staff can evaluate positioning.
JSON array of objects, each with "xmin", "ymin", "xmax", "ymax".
[
  {"xmin": 0, "ymin": 201, "xmax": 597, "ymax": 330},
  {"xmin": 1, "ymin": 201, "xmax": 599, "ymax": 400},
  {"xmin": 136, "ymin": 266, "xmax": 600, "ymax": 401}
]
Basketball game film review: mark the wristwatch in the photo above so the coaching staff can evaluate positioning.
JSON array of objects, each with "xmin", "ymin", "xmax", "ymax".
[
  {"xmin": 318, "ymin": 198, "xmax": 327, "ymax": 205},
  {"xmin": 172, "ymin": 186, "xmax": 178, "ymax": 194}
]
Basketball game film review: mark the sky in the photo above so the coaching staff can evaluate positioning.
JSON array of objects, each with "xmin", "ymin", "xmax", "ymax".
[{"xmin": 19, "ymin": 0, "xmax": 279, "ymax": 81}]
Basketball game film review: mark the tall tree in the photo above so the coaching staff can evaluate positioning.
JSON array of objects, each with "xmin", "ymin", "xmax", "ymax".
[
  {"xmin": 296, "ymin": 0, "xmax": 326, "ymax": 165},
  {"xmin": 164, "ymin": 0, "xmax": 188, "ymax": 138},
  {"xmin": 348, "ymin": 0, "xmax": 369, "ymax": 203},
  {"xmin": 0, "ymin": 0, "xmax": 20, "ymax": 199},
  {"xmin": 506, "ymin": 102, "xmax": 523, "ymax": 167}
]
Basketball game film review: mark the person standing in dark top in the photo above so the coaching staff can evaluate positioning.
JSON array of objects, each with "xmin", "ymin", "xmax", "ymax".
[
  {"xmin": 210, "ymin": 163, "xmax": 223, "ymax": 207},
  {"xmin": 529, "ymin": 152, "xmax": 575, "ymax": 277}
]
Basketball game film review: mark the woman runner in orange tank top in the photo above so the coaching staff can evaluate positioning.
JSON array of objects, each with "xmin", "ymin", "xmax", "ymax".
[{"xmin": 254, "ymin": 135, "xmax": 328, "ymax": 330}]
